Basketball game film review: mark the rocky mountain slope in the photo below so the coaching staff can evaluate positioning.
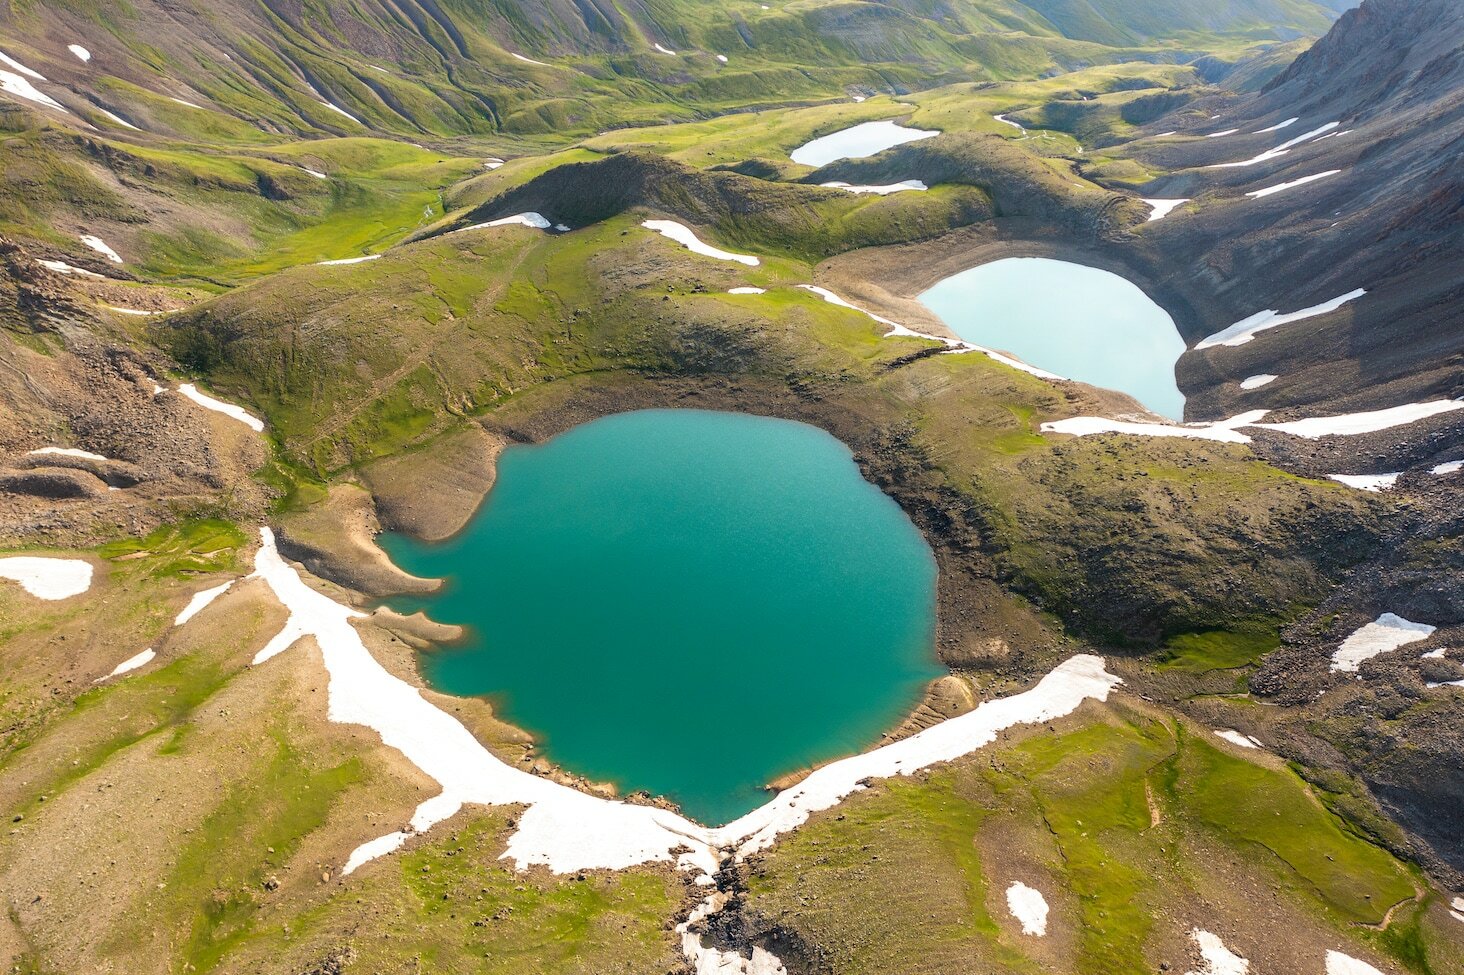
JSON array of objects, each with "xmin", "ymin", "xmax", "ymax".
[{"xmin": 1111, "ymin": 0, "xmax": 1463, "ymax": 439}]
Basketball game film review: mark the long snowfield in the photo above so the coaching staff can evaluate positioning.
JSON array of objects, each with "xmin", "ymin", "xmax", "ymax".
[{"xmin": 247, "ymin": 526, "xmax": 1121, "ymax": 878}]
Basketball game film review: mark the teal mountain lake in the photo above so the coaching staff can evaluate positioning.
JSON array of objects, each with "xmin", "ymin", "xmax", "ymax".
[
  {"xmin": 920, "ymin": 257, "xmax": 1188, "ymax": 419},
  {"xmin": 380, "ymin": 409, "xmax": 941, "ymax": 825}
]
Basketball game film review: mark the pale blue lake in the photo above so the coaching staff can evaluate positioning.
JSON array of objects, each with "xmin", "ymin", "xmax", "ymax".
[{"xmin": 919, "ymin": 257, "xmax": 1187, "ymax": 419}]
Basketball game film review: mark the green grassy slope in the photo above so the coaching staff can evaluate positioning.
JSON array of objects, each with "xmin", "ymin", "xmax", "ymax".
[{"xmin": 746, "ymin": 702, "xmax": 1463, "ymax": 974}]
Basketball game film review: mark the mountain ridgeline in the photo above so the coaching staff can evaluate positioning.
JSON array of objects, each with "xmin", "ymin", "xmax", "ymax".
[{"xmin": 0, "ymin": 0, "xmax": 1345, "ymax": 139}]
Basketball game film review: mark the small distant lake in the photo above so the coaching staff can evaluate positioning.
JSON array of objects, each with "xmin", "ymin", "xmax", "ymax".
[
  {"xmin": 919, "ymin": 257, "xmax": 1187, "ymax": 419},
  {"xmin": 790, "ymin": 119, "xmax": 940, "ymax": 168},
  {"xmin": 381, "ymin": 409, "xmax": 940, "ymax": 825}
]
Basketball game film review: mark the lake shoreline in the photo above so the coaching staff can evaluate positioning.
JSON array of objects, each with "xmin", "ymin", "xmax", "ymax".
[{"xmin": 279, "ymin": 371, "xmax": 1090, "ymax": 822}]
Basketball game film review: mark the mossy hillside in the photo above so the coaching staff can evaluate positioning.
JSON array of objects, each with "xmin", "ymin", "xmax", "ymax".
[
  {"xmin": 745, "ymin": 704, "xmax": 1461, "ymax": 975},
  {"xmin": 0, "ymin": 519, "xmax": 248, "ymax": 789},
  {"xmin": 0, "ymin": 114, "xmax": 484, "ymax": 283},
  {"xmin": 199, "ymin": 810, "xmax": 685, "ymax": 975},
  {"xmin": 453, "ymin": 150, "xmax": 1007, "ymax": 264},
  {"xmin": 154, "ymin": 216, "xmax": 1377, "ymax": 647}
]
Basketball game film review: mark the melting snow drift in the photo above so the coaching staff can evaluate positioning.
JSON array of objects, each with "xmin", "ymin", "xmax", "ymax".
[
  {"xmin": 1325, "ymin": 951, "xmax": 1387, "ymax": 975},
  {"xmin": 1246, "ymin": 170, "xmax": 1341, "ymax": 199},
  {"xmin": 819, "ymin": 179, "xmax": 928, "ymax": 195},
  {"xmin": 1187, "ymin": 930, "xmax": 1249, "ymax": 975},
  {"xmin": 1144, "ymin": 198, "xmax": 1188, "ymax": 222},
  {"xmin": 101, "ymin": 648, "xmax": 155, "ymax": 680},
  {"xmin": 175, "ymin": 581, "xmax": 234, "ymax": 626},
  {"xmin": 1196, "ymin": 289, "xmax": 1366, "ymax": 348},
  {"xmin": 1005, "ymin": 882, "xmax": 1049, "ymax": 936},
  {"xmin": 79, "ymin": 234, "xmax": 123, "ymax": 263},
  {"xmin": 1328, "ymin": 473, "xmax": 1399, "ymax": 492},
  {"xmin": 642, "ymin": 220, "xmax": 760, "ymax": 266},
  {"xmin": 1332, "ymin": 613, "xmax": 1436, "ymax": 673},
  {"xmin": 178, "ymin": 383, "xmax": 265, "ymax": 432},
  {"xmin": 0, "ymin": 557, "xmax": 94, "ymax": 600}
]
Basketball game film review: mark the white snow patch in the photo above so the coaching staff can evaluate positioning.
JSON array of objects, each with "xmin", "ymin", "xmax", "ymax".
[
  {"xmin": 1332, "ymin": 613, "xmax": 1436, "ymax": 673},
  {"xmin": 851, "ymin": 95, "xmax": 865, "ymax": 103},
  {"xmin": 37, "ymin": 259, "xmax": 105, "ymax": 279},
  {"xmin": 1213, "ymin": 729, "xmax": 1260, "ymax": 749},
  {"xmin": 1195, "ymin": 289, "xmax": 1366, "ymax": 348},
  {"xmin": 301, "ymin": 167, "xmax": 328, "ymax": 179},
  {"xmin": 819, "ymin": 179, "xmax": 927, "ymax": 195},
  {"xmin": 1240, "ymin": 374, "xmax": 1277, "ymax": 390},
  {"xmin": 489, "ymin": 212, "xmax": 551, "ymax": 229},
  {"xmin": 1005, "ymin": 882, "xmax": 1049, "ymax": 936},
  {"xmin": 0, "ymin": 557, "xmax": 93, "ymax": 600},
  {"xmin": 0, "ymin": 51, "xmax": 45, "ymax": 80},
  {"xmin": 28, "ymin": 446, "xmax": 109, "ymax": 462},
  {"xmin": 511, "ymin": 53, "xmax": 549, "ymax": 66},
  {"xmin": 68, "ymin": 44, "xmax": 91, "ymax": 63},
  {"xmin": 1143, "ymin": 198, "xmax": 1188, "ymax": 221},
  {"xmin": 175, "ymin": 581, "xmax": 234, "ymax": 626},
  {"xmin": 178, "ymin": 383, "xmax": 265, "ymax": 432},
  {"xmin": 1186, "ymin": 930, "xmax": 1249, "ymax": 975},
  {"xmin": 653, "ymin": 43, "xmax": 677, "ymax": 56},
  {"xmin": 100, "ymin": 648, "xmax": 155, "ymax": 680},
  {"xmin": 728, "ymin": 287, "xmax": 766, "ymax": 295},
  {"xmin": 1, "ymin": 59, "xmax": 68, "ymax": 112},
  {"xmin": 104, "ymin": 306, "xmax": 155, "ymax": 316},
  {"xmin": 716, "ymin": 54, "xmax": 729, "ymax": 63},
  {"xmin": 1209, "ymin": 121, "xmax": 1338, "ymax": 169},
  {"xmin": 316, "ymin": 254, "xmax": 380, "ymax": 266},
  {"xmin": 1152, "ymin": 130, "xmax": 1177, "ymax": 138},
  {"xmin": 79, "ymin": 234, "xmax": 122, "ymax": 263},
  {"xmin": 455, "ymin": 212, "xmax": 553, "ymax": 234},
  {"xmin": 1432, "ymin": 460, "xmax": 1462, "ymax": 475},
  {"xmin": 318, "ymin": 100, "xmax": 361, "ymax": 125},
  {"xmin": 642, "ymin": 220, "xmax": 760, "ymax": 266},
  {"xmin": 97, "ymin": 107, "xmax": 140, "ymax": 130},
  {"xmin": 993, "ymin": 113, "xmax": 1026, "ymax": 132},
  {"xmin": 1325, "ymin": 951, "xmax": 1387, "ymax": 975},
  {"xmin": 1328, "ymin": 473, "xmax": 1399, "ymax": 492},
  {"xmin": 1040, "ymin": 411, "xmax": 1268, "ymax": 444},
  {"xmin": 716, "ymin": 655, "xmax": 1119, "ymax": 858},
  {"xmin": 1245, "ymin": 169, "xmax": 1341, "ymax": 199},
  {"xmin": 1254, "ymin": 399, "xmax": 1464, "ymax": 438},
  {"xmin": 169, "ymin": 96, "xmax": 205, "ymax": 109},
  {"xmin": 1254, "ymin": 117, "xmax": 1298, "ymax": 133},
  {"xmin": 1206, "ymin": 128, "xmax": 1239, "ymax": 137},
  {"xmin": 1045, "ymin": 400, "xmax": 1464, "ymax": 445}
]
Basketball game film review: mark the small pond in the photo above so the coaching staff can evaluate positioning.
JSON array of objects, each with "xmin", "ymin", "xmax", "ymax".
[{"xmin": 790, "ymin": 119, "xmax": 940, "ymax": 168}]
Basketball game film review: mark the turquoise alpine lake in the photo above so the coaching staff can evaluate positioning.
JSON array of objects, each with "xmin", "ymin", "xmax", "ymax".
[
  {"xmin": 919, "ymin": 256, "xmax": 1187, "ymax": 419},
  {"xmin": 380, "ymin": 409, "xmax": 940, "ymax": 825}
]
